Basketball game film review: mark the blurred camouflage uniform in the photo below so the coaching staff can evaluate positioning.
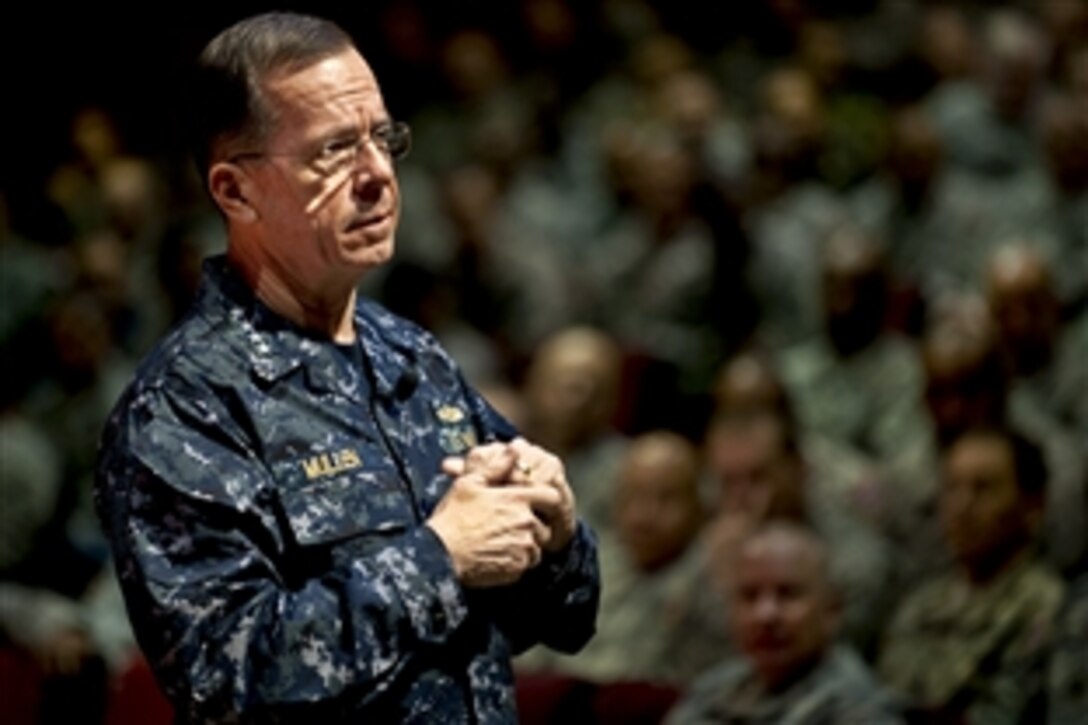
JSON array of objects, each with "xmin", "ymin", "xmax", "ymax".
[
  {"xmin": 1011, "ymin": 310, "xmax": 1088, "ymax": 453},
  {"xmin": 877, "ymin": 553, "xmax": 1064, "ymax": 725},
  {"xmin": 745, "ymin": 183, "xmax": 853, "ymax": 351},
  {"xmin": 517, "ymin": 530, "xmax": 720, "ymax": 685},
  {"xmin": 562, "ymin": 433, "xmax": 630, "ymax": 543},
  {"xmin": 589, "ymin": 214, "xmax": 723, "ymax": 391},
  {"xmin": 673, "ymin": 495, "xmax": 894, "ymax": 671},
  {"xmin": 807, "ymin": 493, "xmax": 896, "ymax": 656},
  {"xmin": 888, "ymin": 372, "xmax": 1087, "ymax": 582},
  {"xmin": 801, "ymin": 434, "xmax": 887, "ymax": 536},
  {"xmin": 778, "ymin": 334, "xmax": 930, "ymax": 482},
  {"xmin": 1049, "ymin": 574, "xmax": 1088, "ymax": 725},
  {"xmin": 95, "ymin": 256, "xmax": 600, "ymax": 724},
  {"xmin": 1009, "ymin": 389, "xmax": 1087, "ymax": 574},
  {"xmin": 665, "ymin": 646, "xmax": 904, "ymax": 725}
]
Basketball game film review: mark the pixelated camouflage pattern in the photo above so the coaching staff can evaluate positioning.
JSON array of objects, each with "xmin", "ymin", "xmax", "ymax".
[
  {"xmin": 1048, "ymin": 574, "xmax": 1088, "ymax": 725},
  {"xmin": 665, "ymin": 645, "xmax": 905, "ymax": 724},
  {"xmin": 95, "ymin": 256, "xmax": 600, "ymax": 723},
  {"xmin": 877, "ymin": 554, "xmax": 1064, "ymax": 725}
]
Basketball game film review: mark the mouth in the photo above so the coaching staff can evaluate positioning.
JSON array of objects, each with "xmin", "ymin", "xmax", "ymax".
[
  {"xmin": 748, "ymin": 630, "xmax": 788, "ymax": 651},
  {"xmin": 345, "ymin": 211, "xmax": 392, "ymax": 233}
]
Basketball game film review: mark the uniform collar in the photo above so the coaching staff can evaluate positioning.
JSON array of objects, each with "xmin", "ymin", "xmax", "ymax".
[{"xmin": 194, "ymin": 255, "xmax": 416, "ymax": 400}]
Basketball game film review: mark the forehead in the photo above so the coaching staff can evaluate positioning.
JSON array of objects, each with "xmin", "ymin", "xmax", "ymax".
[
  {"xmin": 710, "ymin": 425, "xmax": 779, "ymax": 467},
  {"xmin": 260, "ymin": 49, "xmax": 386, "ymax": 132},
  {"xmin": 621, "ymin": 460, "xmax": 694, "ymax": 497},
  {"xmin": 946, "ymin": 434, "xmax": 1014, "ymax": 475},
  {"xmin": 537, "ymin": 337, "xmax": 615, "ymax": 377},
  {"xmin": 733, "ymin": 534, "xmax": 822, "ymax": 588}
]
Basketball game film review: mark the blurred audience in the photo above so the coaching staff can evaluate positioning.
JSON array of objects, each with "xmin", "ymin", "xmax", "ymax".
[
  {"xmin": 702, "ymin": 408, "xmax": 893, "ymax": 657},
  {"xmin": 521, "ymin": 325, "xmax": 630, "ymax": 537},
  {"xmin": 878, "ymin": 425, "xmax": 1065, "ymax": 724},
  {"xmin": 1048, "ymin": 572, "xmax": 1088, "ymax": 725},
  {"xmin": 7, "ymin": 1, "xmax": 1087, "ymax": 720},
  {"xmin": 711, "ymin": 351, "xmax": 886, "ymax": 529},
  {"xmin": 517, "ymin": 431, "xmax": 709, "ymax": 684},
  {"xmin": 776, "ymin": 227, "xmax": 930, "ymax": 483},
  {"xmin": 665, "ymin": 522, "xmax": 903, "ymax": 724}
]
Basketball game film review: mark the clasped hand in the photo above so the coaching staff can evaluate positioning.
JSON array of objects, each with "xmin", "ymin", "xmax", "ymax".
[{"xmin": 426, "ymin": 438, "xmax": 577, "ymax": 588}]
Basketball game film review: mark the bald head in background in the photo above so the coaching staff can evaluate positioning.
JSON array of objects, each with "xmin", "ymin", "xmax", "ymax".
[
  {"xmin": 727, "ymin": 522, "xmax": 841, "ymax": 689},
  {"xmin": 614, "ymin": 431, "xmax": 703, "ymax": 572},
  {"xmin": 523, "ymin": 325, "xmax": 623, "ymax": 453}
]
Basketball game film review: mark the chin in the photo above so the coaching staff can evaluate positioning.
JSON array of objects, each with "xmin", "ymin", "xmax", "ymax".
[{"xmin": 342, "ymin": 234, "xmax": 396, "ymax": 269}]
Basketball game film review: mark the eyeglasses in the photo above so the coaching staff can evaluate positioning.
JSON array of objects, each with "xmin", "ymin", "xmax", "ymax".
[{"xmin": 231, "ymin": 120, "xmax": 412, "ymax": 178}]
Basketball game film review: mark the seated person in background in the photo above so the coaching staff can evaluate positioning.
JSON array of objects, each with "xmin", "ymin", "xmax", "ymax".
[
  {"xmin": 702, "ymin": 408, "xmax": 894, "ymax": 657},
  {"xmin": 0, "ymin": 410, "xmax": 125, "ymax": 725},
  {"xmin": 877, "ymin": 425, "xmax": 1065, "ymax": 724},
  {"xmin": 775, "ymin": 227, "xmax": 930, "ymax": 489},
  {"xmin": 516, "ymin": 431, "xmax": 708, "ymax": 685},
  {"xmin": 712, "ymin": 351, "xmax": 887, "ymax": 531},
  {"xmin": 665, "ymin": 521, "xmax": 904, "ymax": 725},
  {"xmin": 888, "ymin": 308, "xmax": 1010, "ymax": 590},
  {"xmin": 1048, "ymin": 572, "xmax": 1088, "ymax": 725},
  {"xmin": 521, "ymin": 326, "xmax": 629, "ymax": 539},
  {"xmin": 906, "ymin": 296, "xmax": 1084, "ymax": 581},
  {"xmin": 985, "ymin": 243, "xmax": 1087, "ymax": 573}
]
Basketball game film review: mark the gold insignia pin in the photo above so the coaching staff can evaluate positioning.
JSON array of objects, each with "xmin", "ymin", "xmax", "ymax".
[{"xmin": 436, "ymin": 404, "xmax": 465, "ymax": 423}]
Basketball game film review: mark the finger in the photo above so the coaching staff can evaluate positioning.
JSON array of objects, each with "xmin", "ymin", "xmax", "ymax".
[
  {"xmin": 509, "ymin": 483, "xmax": 563, "ymax": 510},
  {"xmin": 466, "ymin": 444, "xmax": 516, "ymax": 481},
  {"xmin": 507, "ymin": 441, "xmax": 560, "ymax": 484},
  {"xmin": 466, "ymin": 441, "xmax": 511, "ymax": 467},
  {"xmin": 524, "ymin": 539, "xmax": 543, "ymax": 569},
  {"xmin": 450, "ymin": 471, "xmax": 491, "ymax": 492},
  {"xmin": 511, "ymin": 457, "xmax": 536, "ymax": 485},
  {"xmin": 518, "ymin": 459, "xmax": 566, "ymax": 495},
  {"xmin": 442, "ymin": 457, "xmax": 466, "ymax": 476},
  {"xmin": 530, "ymin": 516, "xmax": 552, "ymax": 548}
]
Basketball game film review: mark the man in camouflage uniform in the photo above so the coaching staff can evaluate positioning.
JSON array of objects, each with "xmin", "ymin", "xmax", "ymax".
[
  {"xmin": 877, "ymin": 425, "xmax": 1064, "ymax": 724},
  {"xmin": 1049, "ymin": 574, "xmax": 1088, "ymax": 724},
  {"xmin": 520, "ymin": 326, "xmax": 630, "ymax": 542},
  {"xmin": 776, "ymin": 227, "xmax": 930, "ymax": 487},
  {"xmin": 664, "ymin": 522, "xmax": 903, "ymax": 725},
  {"xmin": 702, "ymin": 409, "xmax": 895, "ymax": 657},
  {"xmin": 986, "ymin": 247, "xmax": 1087, "ymax": 571},
  {"xmin": 94, "ymin": 13, "xmax": 599, "ymax": 724},
  {"xmin": 519, "ymin": 431, "xmax": 716, "ymax": 684}
]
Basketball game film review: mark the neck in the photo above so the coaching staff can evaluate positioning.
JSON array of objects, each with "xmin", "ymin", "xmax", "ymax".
[
  {"xmin": 755, "ymin": 649, "xmax": 826, "ymax": 694},
  {"xmin": 962, "ymin": 538, "xmax": 1031, "ymax": 586},
  {"xmin": 228, "ymin": 243, "xmax": 358, "ymax": 343}
]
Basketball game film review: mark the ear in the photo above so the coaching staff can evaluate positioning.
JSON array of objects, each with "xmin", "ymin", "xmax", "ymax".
[{"xmin": 208, "ymin": 161, "xmax": 259, "ymax": 223}]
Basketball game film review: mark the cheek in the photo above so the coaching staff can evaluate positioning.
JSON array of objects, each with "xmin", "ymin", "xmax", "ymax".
[
  {"xmin": 788, "ymin": 606, "xmax": 826, "ymax": 645},
  {"xmin": 731, "ymin": 608, "xmax": 759, "ymax": 640}
]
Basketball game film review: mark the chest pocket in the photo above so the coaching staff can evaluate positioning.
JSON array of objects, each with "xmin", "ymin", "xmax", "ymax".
[{"xmin": 272, "ymin": 451, "xmax": 416, "ymax": 547}]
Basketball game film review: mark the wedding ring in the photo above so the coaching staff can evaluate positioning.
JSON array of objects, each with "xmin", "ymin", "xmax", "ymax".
[{"xmin": 515, "ymin": 460, "xmax": 533, "ymax": 476}]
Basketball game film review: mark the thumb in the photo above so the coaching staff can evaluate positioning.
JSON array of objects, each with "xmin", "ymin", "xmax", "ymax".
[{"xmin": 442, "ymin": 456, "xmax": 466, "ymax": 476}]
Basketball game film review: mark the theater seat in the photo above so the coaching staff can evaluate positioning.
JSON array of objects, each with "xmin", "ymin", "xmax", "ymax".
[{"xmin": 106, "ymin": 654, "xmax": 172, "ymax": 725}]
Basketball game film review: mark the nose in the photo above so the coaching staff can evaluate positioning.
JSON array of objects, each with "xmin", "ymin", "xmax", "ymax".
[
  {"xmin": 349, "ymin": 141, "xmax": 395, "ymax": 200},
  {"xmin": 354, "ymin": 137, "xmax": 396, "ymax": 178},
  {"xmin": 753, "ymin": 592, "xmax": 781, "ymax": 623},
  {"xmin": 941, "ymin": 483, "xmax": 975, "ymax": 527}
]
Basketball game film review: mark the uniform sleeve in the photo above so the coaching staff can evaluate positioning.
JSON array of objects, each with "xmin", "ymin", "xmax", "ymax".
[
  {"xmin": 95, "ymin": 385, "xmax": 471, "ymax": 720},
  {"xmin": 459, "ymin": 374, "xmax": 601, "ymax": 656},
  {"xmin": 483, "ymin": 520, "xmax": 600, "ymax": 656}
]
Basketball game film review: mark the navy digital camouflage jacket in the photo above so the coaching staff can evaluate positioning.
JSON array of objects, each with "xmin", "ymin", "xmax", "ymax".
[{"xmin": 95, "ymin": 256, "xmax": 600, "ymax": 724}]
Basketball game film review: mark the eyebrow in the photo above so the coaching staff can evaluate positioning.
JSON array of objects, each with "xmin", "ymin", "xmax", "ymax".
[{"xmin": 320, "ymin": 116, "xmax": 394, "ymax": 143}]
